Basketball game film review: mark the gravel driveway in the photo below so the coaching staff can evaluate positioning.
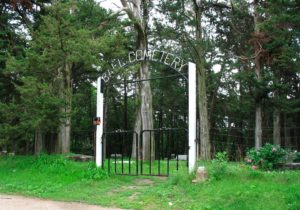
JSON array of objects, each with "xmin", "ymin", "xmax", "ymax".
[{"xmin": 0, "ymin": 194, "xmax": 122, "ymax": 210}]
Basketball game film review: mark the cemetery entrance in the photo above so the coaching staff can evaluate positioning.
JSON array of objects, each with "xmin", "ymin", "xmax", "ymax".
[{"xmin": 95, "ymin": 50, "xmax": 197, "ymax": 176}]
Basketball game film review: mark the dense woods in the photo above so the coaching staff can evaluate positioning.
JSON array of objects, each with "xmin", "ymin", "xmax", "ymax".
[{"xmin": 0, "ymin": 0, "xmax": 299, "ymax": 159}]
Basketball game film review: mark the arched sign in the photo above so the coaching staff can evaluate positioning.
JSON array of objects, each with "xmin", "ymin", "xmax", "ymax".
[
  {"xmin": 112, "ymin": 50, "xmax": 188, "ymax": 72},
  {"xmin": 102, "ymin": 50, "xmax": 189, "ymax": 82}
]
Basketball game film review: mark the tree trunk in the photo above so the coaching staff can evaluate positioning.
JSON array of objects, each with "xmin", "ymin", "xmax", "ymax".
[
  {"xmin": 55, "ymin": 63, "xmax": 72, "ymax": 153},
  {"xmin": 254, "ymin": 0, "xmax": 262, "ymax": 150},
  {"xmin": 255, "ymin": 103, "xmax": 262, "ymax": 149},
  {"xmin": 130, "ymin": 63, "xmax": 154, "ymax": 161},
  {"xmin": 121, "ymin": 0, "xmax": 154, "ymax": 161},
  {"xmin": 132, "ymin": 81, "xmax": 141, "ymax": 158},
  {"xmin": 284, "ymin": 114, "xmax": 291, "ymax": 149},
  {"xmin": 57, "ymin": 109, "xmax": 71, "ymax": 153},
  {"xmin": 273, "ymin": 107, "xmax": 281, "ymax": 145},
  {"xmin": 296, "ymin": 113, "xmax": 300, "ymax": 151},
  {"xmin": 140, "ymin": 60, "xmax": 155, "ymax": 161},
  {"xmin": 194, "ymin": 1, "xmax": 211, "ymax": 160},
  {"xmin": 237, "ymin": 67, "xmax": 244, "ymax": 159},
  {"xmin": 196, "ymin": 118, "xmax": 200, "ymax": 159},
  {"xmin": 198, "ymin": 70, "xmax": 211, "ymax": 159},
  {"xmin": 34, "ymin": 128, "xmax": 44, "ymax": 154},
  {"xmin": 132, "ymin": 108, "xmax": 141, "ymax": 158}
]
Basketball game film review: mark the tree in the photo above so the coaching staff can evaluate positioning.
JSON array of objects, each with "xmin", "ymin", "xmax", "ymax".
[
  {"xmin": 192, "ymin": 0, "xmax": 211, "ymax": 159},
  {"xmin": 253, "ymin": 0, "xmax": 263, "ymax": 150},
  {"xmin": 260, "ymin": 0, "xmax": 300, "ymax": 147},
  {"xmin": 28, "ymin": 1, "xmax": 91, "ymax": 153},
  {"xmin": 29, "ymin": 0, "xmax": 128, "ymax": 154},
  {"xmin": 120, "ymin": 0, "xmax": 154, "ymax": 161},
  {"xmin": 0, "ymin": 0, "xmax": 128, "ymax": 154},
  {"xmin": 0, "ymin": 0, "xmax": 36, "ymax": 152}
]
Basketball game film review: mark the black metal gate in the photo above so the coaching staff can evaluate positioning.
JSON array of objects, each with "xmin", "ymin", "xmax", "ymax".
[
  {"xmin": 102, "ymin": 128, "xmax": 188, "ymax": 176},
  {"xmin": 102, "ymin": 130, "xmax": 139, "ymax": 176}
]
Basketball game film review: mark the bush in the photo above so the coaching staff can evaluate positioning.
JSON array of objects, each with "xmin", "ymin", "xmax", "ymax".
[
  {"xmin": 285, "ymin": 150, "xmax": 299, "ymax": 163},
  {"xmin": 245, "ymin": 143, "xmax": 287, "ymax": 170},
  {"xmin": 294, "ymin": 152, "xmax": 300, "ymax": 162},
  {"xmin": 210, "ymin": 152, "xmax": 228, "ymax": 180}
]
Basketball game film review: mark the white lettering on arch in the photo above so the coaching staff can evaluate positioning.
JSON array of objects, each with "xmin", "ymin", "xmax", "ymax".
[{"xmin": 111, "ymin": 50, "xmax": 188, "ymax": 72}]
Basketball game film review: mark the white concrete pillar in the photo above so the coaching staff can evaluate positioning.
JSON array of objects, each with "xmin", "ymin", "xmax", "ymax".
[
  {"xmin": 96, "ymin": 77, "xmax": 104, "ymax": 167},
  {"xmin": 188, "ymin": 62, "xmax": 197, "ymax": 172}
]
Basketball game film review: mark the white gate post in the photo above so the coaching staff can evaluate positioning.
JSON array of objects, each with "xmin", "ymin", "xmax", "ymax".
[
  {"xmin": 96, "ymin": 77, "xmax": 104, "ymax": 167},
  {"xmin": 188, "ymin": 62, "xmax": 197, "ymax": 172}
]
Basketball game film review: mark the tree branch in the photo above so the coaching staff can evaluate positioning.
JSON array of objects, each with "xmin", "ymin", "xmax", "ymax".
[{"xmin": 120, "ymin": 0, "xmax": 145, "ymax": 43}]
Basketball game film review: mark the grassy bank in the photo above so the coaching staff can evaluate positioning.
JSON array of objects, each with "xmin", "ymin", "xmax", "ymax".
[{"xmin": 0, "ymin": 155, "xmax": 299, "ymax": 210}]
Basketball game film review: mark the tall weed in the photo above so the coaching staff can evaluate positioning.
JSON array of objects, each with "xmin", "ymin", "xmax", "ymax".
[{"xmin": 209, "ymin": 152, "xmax": 229, "ymax": 180}]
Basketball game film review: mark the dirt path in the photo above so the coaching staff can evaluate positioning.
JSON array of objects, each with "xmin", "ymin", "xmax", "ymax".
[{"xmin": 0, "ymin": 194, "xmax": 122, "ymax": 210}]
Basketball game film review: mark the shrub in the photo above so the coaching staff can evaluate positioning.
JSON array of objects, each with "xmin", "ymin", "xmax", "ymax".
[
  {"xmin": 285, "ymin": 150, "xmax": 299, "ymax": 163},
  {"xmin": 293, "ymin": 152, "xmax": 300, "ymax": 162},
  {"xmin": 210, "ymin": 152, "xmax": 228, "ymax": 180},
  {"xmin": 245, "ymin": 143, "xmax": 287, "ymax": 170}
]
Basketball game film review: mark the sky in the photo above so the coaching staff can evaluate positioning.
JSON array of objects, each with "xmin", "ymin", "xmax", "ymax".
[{"xmin": 98, "ymin": 0, "xmax": 121, "ymax": 11}]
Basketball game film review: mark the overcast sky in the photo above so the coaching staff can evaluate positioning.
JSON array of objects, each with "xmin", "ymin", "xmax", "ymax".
[{"xmin": 98, "ymin": 0, "xmax": 121, "ymax": 11}]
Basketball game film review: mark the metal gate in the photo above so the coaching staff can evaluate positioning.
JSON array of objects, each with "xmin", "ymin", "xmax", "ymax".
[
  {"xmin": 102, "ymin": 130, "xmax": 139, "ymax": 176},
  {"xmin": 102, "ymin": 128, "xmax": 188, "ymax": 176}
]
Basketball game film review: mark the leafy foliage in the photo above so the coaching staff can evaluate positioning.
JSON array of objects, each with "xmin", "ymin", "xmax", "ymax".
[
  {"xmin": 246, "ymin": 143, "xmax": 287, "ymax": 170},
  {"xmin": 209, "ymin": 152, "xmax": 229, "ymax": 180},
  {"xmin": 294, "ymin": 152, "xmax": 300, "ymax": 163},
  {"xmin": 0, "ymin": 0, "xmax": 299, "ymax": 157},
  {"xmin": 0, "ymin": 0, "xmax": 129, "ymax": 153}
]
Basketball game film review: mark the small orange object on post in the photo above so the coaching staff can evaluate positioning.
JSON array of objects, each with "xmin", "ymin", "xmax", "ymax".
[{"xmin": 93, "ymin": 117, "xmax": 101, "ymax": 125}]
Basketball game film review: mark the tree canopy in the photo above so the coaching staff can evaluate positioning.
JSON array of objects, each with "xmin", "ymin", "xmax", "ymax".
[{"xmin": 0, "ymin": 0, "xmax": 299, "ymax": 157}]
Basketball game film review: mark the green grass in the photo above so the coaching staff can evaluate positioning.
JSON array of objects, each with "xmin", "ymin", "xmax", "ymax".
[
  {"xmin": 103, "ymin": 157, "xmax": 188, "ymax": 176},
  {"xmin": 0, "ymin": 155, "xmax": 300, "ymax": 210}
]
